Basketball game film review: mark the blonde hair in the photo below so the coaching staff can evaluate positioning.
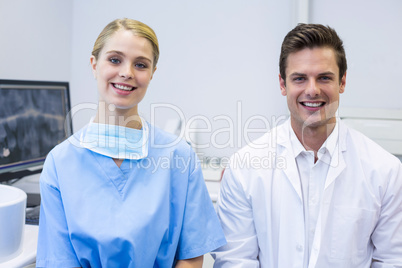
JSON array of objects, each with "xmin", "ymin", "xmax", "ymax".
[{"xmin": 92, "ymin": 18, "xmax": 159, "ymax": 67}]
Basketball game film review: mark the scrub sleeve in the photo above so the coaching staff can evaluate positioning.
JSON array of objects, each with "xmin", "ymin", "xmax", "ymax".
[
  {"xmin": 176, "ymin": 155, "xmax": 226, "ymax": 259},
  {"xmin": 36, "ymin": 153, "xmax": 81, "ymax": 267}
]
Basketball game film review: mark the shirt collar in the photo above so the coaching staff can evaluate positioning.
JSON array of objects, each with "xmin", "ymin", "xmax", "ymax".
[
  {"xmin": 287, "ymin": 118, "xmax": 340, "ymax": 161},
  {"xmin": 319, "ymin": 121, "xmax": 339, "ymax": 159},
  {"xmin": 288, "ymin": 121, "xmax": 305, "ymax": 158}
]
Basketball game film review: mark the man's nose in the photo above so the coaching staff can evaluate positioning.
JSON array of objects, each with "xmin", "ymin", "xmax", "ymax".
[{"xmin": 304, "ymin": 79, "xmax": 320, "ymax": 97}]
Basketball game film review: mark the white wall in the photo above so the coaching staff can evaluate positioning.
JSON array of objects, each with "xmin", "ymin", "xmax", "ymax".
[
  {"xmin": 2, "ymin": 0, "xmax": 401, "ymax": 159},
  {"xmin": 70, "ymin": 0, "xmax": 293, "ymax": 158},
  {"xmin": 0, "ymin": 1, "xmax": 72, "ymax": 82},
  {"xmin": 310, "ymin": 0, "xmax": 402, "ymax": 110}
]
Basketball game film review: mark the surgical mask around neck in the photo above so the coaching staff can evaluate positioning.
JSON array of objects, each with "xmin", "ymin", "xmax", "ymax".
[{"xmin": 80, "ymin": 117, "xmax": 149, "ymax": 160}]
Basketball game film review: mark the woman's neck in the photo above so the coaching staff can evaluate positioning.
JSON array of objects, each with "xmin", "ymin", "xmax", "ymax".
[{"xmin": 93, "ymin": 103, "xmax": 142, "ymax": 129}]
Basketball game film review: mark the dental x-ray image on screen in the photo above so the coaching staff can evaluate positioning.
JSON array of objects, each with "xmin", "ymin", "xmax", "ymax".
[{"xmin": 0, "ymin": 79, "xmax": 72, "ymax": 181}]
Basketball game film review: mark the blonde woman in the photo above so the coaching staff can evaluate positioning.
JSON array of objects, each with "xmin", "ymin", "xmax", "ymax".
[{"xmin": 36, "ymin": 18, "xmax": 226, "ymax": 268}]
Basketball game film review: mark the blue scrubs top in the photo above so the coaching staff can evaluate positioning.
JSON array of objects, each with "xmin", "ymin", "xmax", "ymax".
[{"xmin": 36, "ymin": 122, "xmax": 226, "ymax": 268}]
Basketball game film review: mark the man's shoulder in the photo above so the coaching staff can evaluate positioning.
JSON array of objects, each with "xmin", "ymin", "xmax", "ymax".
[
  {"xmin": 227, "ymin": 122, "xmax": 287, "ymax": 173},
  {"xmin": 236, "ymin": 121, "xmax": 286, "ymax": 156},
  {"xmin": 343, "ymin": 122, "xmax": 401, "ymax": 167}
]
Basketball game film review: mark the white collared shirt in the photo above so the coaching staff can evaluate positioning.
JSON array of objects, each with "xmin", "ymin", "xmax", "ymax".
[{"xmin": 289, "ymin": 122, "xmax": 339, "ymax": 266}]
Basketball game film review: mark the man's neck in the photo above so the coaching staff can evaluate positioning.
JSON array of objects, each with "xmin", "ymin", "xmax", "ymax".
[{"xmin": 291, "ymin": 119, "xmax": 337, "ymax": 159}]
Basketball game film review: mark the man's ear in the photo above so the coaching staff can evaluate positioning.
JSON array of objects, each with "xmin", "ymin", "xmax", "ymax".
[
  {"xmin": 279, "ymin": 74, "xmax": 287, "ymax": 96},
  {"xmin": 339, "ymin": 72, "xmax": 346, "ymax": 94},
  {"xmin": 90, "ymin": 56, "xmax": 97, "ymax": 79}
]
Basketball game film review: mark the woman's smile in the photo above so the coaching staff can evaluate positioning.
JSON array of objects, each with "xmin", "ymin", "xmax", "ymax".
[{"xmin": 90, "ymin": 30, "xmax": 156, "ymax": 114}]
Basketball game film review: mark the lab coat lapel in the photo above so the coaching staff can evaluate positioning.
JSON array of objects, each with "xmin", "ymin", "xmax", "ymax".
[
  {"xmin": 275, "ymin": 122, "xmax": 305, "ymax": 267},
  {"xmin": 281, "ymin": 149, "xmax": 303, "ymax": 201},
  {"xmin": 324, "ymin": 152, "xmax": 345, "ymax": 190},
  {"xmin": 277, "ymin": 122, "xmax": 303, "ymax": 201},
  {"xmin": 324, "ymin": 121, "xmax": 347, "ymax": 190}
]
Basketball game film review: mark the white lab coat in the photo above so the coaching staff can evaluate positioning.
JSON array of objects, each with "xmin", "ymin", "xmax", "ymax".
[{"xmin": 212, "ymin": 119, "xmax": 402, "ymax": 268}]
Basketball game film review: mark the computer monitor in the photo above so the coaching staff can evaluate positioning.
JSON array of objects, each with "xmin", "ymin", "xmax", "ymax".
[{"xmin": 0, "ymin": 79, "xmax": 72, "ymax": 183}]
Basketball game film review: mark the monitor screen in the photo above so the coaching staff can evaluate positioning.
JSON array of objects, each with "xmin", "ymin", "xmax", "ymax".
[{"xmin": 0, "ymin": 79, "xmax": 72, "ymax": 182}]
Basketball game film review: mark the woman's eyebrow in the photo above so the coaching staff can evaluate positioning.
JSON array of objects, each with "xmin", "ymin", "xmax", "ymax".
[
  {"xmin": 105, "ymin": 50, "xmax": 152, "ymax": 62},
  {"xmin": 105, "ymin": 50, "xmax": 124, "ymax": 56}
]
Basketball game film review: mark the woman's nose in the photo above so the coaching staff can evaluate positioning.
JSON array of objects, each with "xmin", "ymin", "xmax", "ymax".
[{"xmin": 119, "ymin": 64, "xmax": 134, "ymax": 79}]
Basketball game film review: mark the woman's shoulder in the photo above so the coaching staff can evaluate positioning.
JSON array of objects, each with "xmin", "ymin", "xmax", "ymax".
[
  {"xmin": 49, "ymin": 126, "xmax": 88, "ymax": 158},
  {"xmin": 147, "ymin": 122, "xmax": 192, "ymax": 153}
]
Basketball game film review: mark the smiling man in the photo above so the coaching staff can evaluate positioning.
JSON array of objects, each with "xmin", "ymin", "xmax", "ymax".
[{"xmin": 212, "ymin": 24, "xmax": 402, "ymax": 267}]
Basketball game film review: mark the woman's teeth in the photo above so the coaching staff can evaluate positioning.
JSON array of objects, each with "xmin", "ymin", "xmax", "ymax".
[{"xmin": 114, "ymin": 84, "xmax": 133, "ymax": 91}]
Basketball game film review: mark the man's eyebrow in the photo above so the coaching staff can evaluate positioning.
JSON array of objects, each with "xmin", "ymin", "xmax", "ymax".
[
  {"xmin": 289, "ymin": 72, "xmax": 307, "ymax": 77},
  {"xmin": 288, "ymin": 72, "xmax": 336, "ymax": 77},
  {"xmin": 318, "ymin": 72, "xmax": 336, "ymax": 76},
  {"xmin": 105, "ymin": 50, "xmax": 152, "ymax": 62}
]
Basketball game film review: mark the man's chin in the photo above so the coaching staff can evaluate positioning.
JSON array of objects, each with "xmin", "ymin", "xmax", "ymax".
[{"xmin": 302, "ymin": 117, "xmax": 337, "ymax": 131}]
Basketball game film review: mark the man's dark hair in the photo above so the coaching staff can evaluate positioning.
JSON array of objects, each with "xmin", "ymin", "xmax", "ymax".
[{"xmin": 279, "ymin": 23, "xmax": 347, "ymax": 84}]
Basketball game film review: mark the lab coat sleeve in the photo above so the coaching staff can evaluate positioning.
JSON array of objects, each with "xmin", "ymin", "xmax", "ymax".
[
  {"xmin": 211, "ymin": 166, "xmax": 259, "ymax": 268},
  {"xmin": 36, "ymin": 152, "xmax": 81, "ymax": 268},
  {"xmin": 371, "ymin": 162, "xmax": 402, "ymax": 267}
]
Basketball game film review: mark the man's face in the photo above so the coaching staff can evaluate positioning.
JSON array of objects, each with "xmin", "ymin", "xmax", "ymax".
[{"xmin": 279, "ymin": 47, "xmax": 346, "ymax": 133}]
